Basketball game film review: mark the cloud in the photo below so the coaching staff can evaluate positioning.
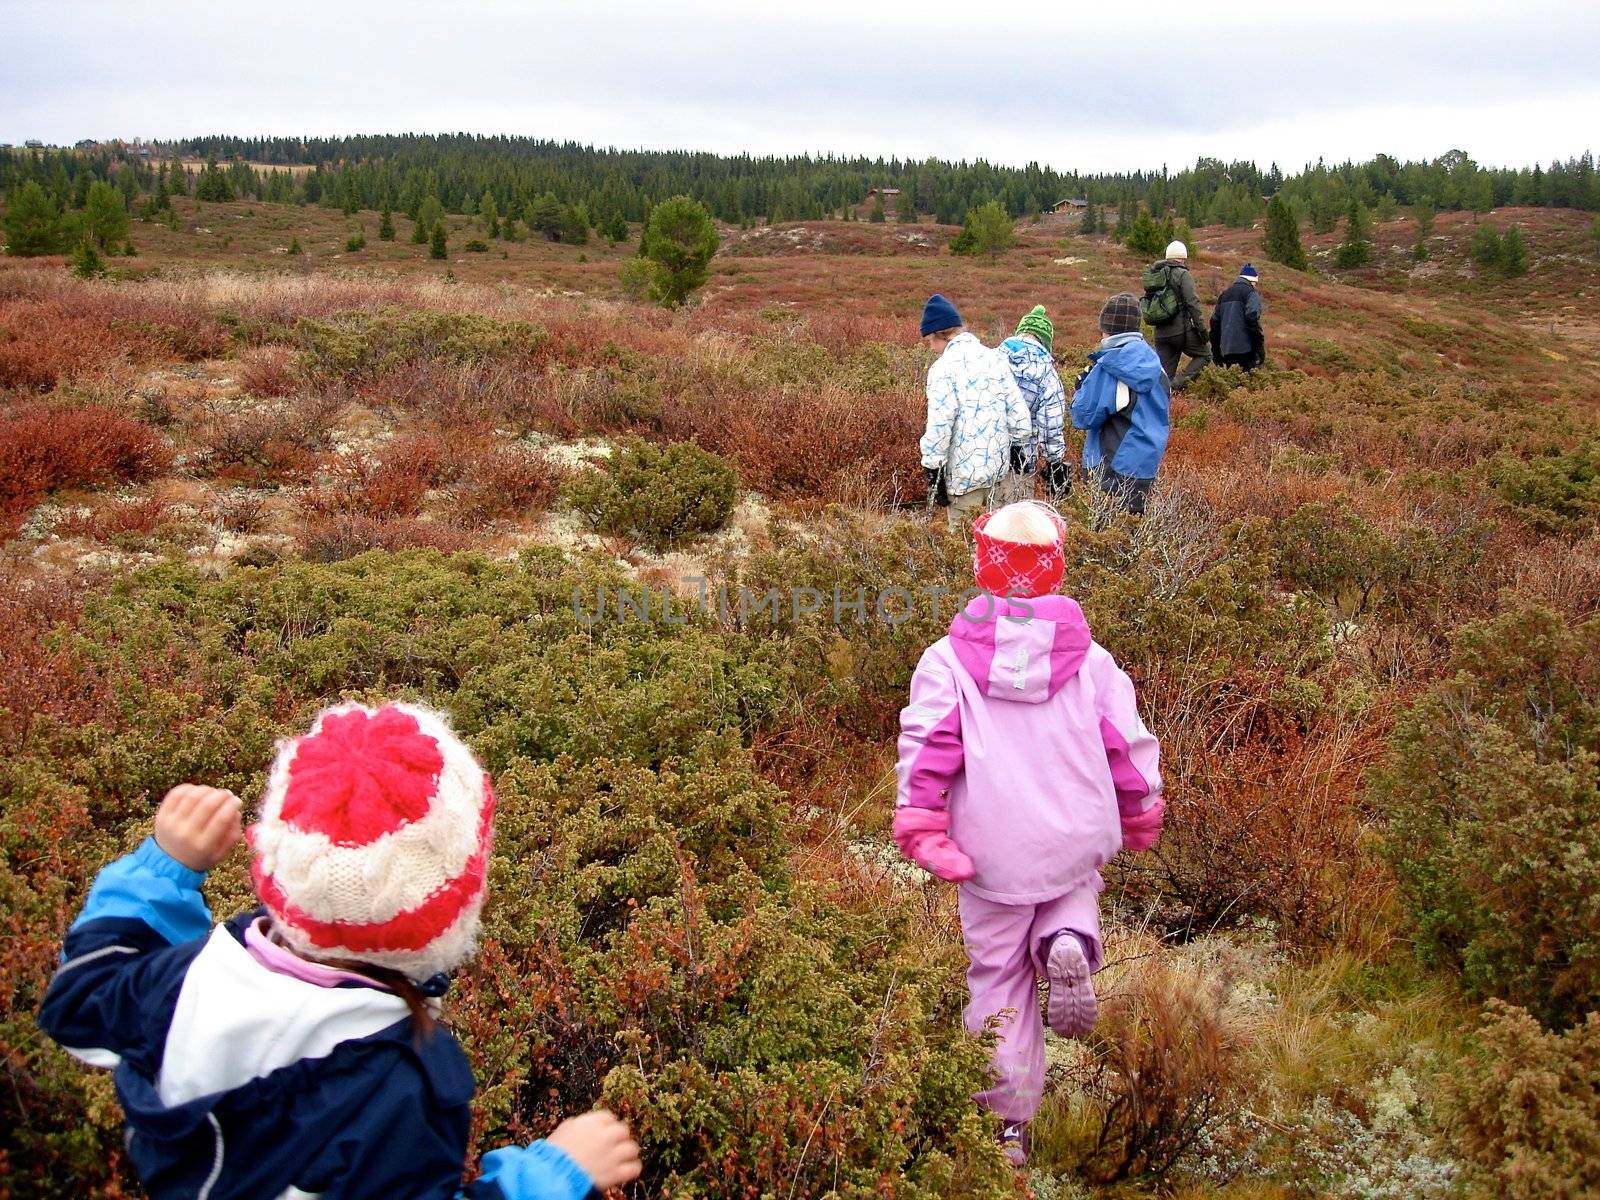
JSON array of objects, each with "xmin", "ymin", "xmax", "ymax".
[{"xmin": 6, "ymin": 0, "xmax": 1597, "ymax": 172}]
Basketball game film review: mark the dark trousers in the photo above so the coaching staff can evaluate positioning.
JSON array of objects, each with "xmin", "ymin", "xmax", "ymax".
[
  {"xmin": 1093, "ymin": 466, "xmax": 1154, "ymax": 515},
  {"xmin": 1154, "ymin": 328, "xmax": 1211, "ymax": 390},
  {"xmin": 1218, "ymin": 352, "xmax": 1259, "ymax": 372}
]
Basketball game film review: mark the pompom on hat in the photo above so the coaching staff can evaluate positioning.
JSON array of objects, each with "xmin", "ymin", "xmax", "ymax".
[
  {"xmin": 248, "ymin": 702, "xmax": 496, "ymax": 982},
  {"xmin": 972, "ymin": 502, "xmax": 1067, "ymax": 599}
]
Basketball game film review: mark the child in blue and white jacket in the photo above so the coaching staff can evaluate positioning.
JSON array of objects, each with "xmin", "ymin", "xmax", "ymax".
[{"xmin": 38, "ymin": 701, "xmax": 641, "ymax": 1200}]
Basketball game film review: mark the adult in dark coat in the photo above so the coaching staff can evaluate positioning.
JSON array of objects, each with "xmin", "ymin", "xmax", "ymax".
[{"xmin": 1209, "ymin": 264, "xmax": 1265, "ymax": 370}]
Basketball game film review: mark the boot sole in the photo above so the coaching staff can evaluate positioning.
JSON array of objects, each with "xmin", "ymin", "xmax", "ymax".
[{"xmin": 1045, "ymin": 934, "xmax": 1097, "ymax": 1036}]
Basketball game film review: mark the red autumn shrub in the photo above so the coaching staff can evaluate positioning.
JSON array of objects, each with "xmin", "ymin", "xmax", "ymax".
[
  {"xmin": 301, "ymin": 434, "xmax": 449, "ymax": 521},
  {"xmin": 445, "ymin": 442, "xmax": 567, "ymax": 524},
  {"xmin": 660, "ymin": 382, "xmax": 924, "ymax": 504},
  {"xmin": 299, "ymin": 513, "xmax": 473, "ymax": 561},
  {"xmin": 236, "ymin": 345, "xmax": 301, "ymax": 398},
  {"xmin": 193, "ymin": 393, "xmax": 341, "ymax": 486},
  {"xmin": 56, "ymin": 495, "xmax": 174, "ymax": 542},
  {"xmin": 0, "ymin": 403, "xmax": 174, "ymax": 534}
]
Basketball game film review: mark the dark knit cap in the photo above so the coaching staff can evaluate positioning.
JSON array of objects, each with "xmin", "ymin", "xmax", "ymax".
[
  {"xmin": 920, "ymin": 293, "xmax": 963, "ymax": 337},
  {"xmin": 1099, "ymin": 293, "xmax": 1142, "ymax": 336}
]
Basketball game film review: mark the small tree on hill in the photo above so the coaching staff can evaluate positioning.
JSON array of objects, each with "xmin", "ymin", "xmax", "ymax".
[
  {"xmin": 1471, "ymin": 223, "xmax": 1503, "ymax": 270},
  {"xmin": 1413, "ymin": 197, "xmax": 1435, "ymax": 261},
  {"xmin": 70, "ymin": 238, "xmax": 105, "ymax": 279},
  {"xmin": 1121, "ymin": 210, "xmax": 1166, "ymax": 258},
  {"xmin": 1080, "ymin": 203, "xmax": 1100, "ymax": 235},
  {"xmin": 1335, "ymin": 200, "xmax": 1372, "ymax": 268},
  {"xmin": 560, "ymin": 204, "xmax": 589, "ymax": 245},
  {"xmin": 83, "ymin": 181, "xmax": 130, "ymax": 253},
  {"xmin": 429, "ymin": 223, "xmax": 448, "ymax": 260},
  {"xmin": 869, "ymin": 193, "xmax": 886, "ymax": 223},
  {"xmin": 479, "ymin": 190, "xmax": 500, "ymax": 238},
  {"xmin": 640, "ymin": 195, "xmax": 719, "ymax": 307},
  {"xmin": 1263, "ymin": 194, "xmax": 1308, "ymax": 270},
  {"xmin": 950, "ymin": 201, "xmax": 1016, "ymax": 259},
  {"xmin": 1501, "ymin": 225, "xmax": 1527, "ymax": 276},
  {"xmin": 412, "ymin": 195, "xmax": 443, "ymax": 244},
  {"xmin": 378, "ymin": 205, "xmax": 396, "ymax": 241},
  {"xmin": 4, "ymin": 180, "xmax": 62, "ymax": 256}
]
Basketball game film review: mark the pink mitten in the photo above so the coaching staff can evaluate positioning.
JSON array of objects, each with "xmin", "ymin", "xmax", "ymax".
[
  {"xmin": 892, "ymin": 807, "xmax": 976, "ymax": 882},
  {"xmin": 1119, "ymin": 795, "xmax": 1165, "ymax": 852}
]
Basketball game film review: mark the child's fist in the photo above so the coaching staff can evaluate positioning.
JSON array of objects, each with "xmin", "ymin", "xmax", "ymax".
[
  {"xmin": 154, "ymin": 785, "xmax": 243, "ymax": 872},
  {"xmin": 547, "ymin": 1110, "xmax": 642, "ymax": 1192}
]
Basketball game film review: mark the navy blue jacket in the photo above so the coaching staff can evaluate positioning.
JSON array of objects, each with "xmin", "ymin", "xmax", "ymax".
[
  {"xmin": 37, "ymin": 838, "xmax": 594, "ymax": 1200},
  {"xmin": 1069, "ymin": 334, "xmax": 1171, "ymax": 480},
  {"xmin": 1209, "ymin": 279, "xmax": 1264, "ymax": 359}
]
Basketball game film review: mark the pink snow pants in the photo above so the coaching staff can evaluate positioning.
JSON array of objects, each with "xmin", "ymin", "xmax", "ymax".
[{"xmin": 958, "ymin": 875, "xmax": 1105, "ymax": 1123}]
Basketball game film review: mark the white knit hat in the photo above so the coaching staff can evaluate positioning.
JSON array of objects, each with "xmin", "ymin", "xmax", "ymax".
[
  {"xmin": 1165, "ymin": 240, "xmax": 1188, "ymax": 260},
  {"xmin": 248, "ymin": 702, "xmax": 496, "ymax": 981}
]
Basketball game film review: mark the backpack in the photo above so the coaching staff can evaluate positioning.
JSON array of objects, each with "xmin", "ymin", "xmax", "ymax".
[{"xmin": 1139, "ymin": 263, "xmax": 1182, "ymax": 326}]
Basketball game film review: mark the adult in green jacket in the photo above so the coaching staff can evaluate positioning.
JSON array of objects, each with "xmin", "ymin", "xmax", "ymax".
[{"xmin": 1146, "ymin": 240, "xmax": 1211, "ymax": 391}]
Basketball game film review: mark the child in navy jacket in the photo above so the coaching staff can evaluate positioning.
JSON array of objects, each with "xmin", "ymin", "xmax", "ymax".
[{"xmin": 38, "ymin": 701, "xmax": 640, "ymax": 1200}]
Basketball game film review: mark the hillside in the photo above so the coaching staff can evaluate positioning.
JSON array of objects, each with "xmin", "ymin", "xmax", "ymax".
[{"xmin": 2, "ymin": 200, "xmax": 1598, "ymax": 1199}]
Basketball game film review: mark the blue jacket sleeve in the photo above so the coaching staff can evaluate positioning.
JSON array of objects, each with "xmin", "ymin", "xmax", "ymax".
[
  {"xmin": 70, "ymin": 836, "xmax": 213, "ymax": 946},
  {"xmin": 1070, "ymin": 369, "xmax": 1115, "ymax": 431},
  {"xmin": 467, "ymin": 1143, "xmax": 594, "ymax": 1200},
  {"xmin": 38, "ymin": 838, "xmax": 215, "ymax": 1066}
]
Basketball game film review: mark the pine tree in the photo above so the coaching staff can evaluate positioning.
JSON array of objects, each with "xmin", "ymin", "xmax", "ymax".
[
  {"xmin": 4, "ymin": 180, "xmax": 63, "ymax": 256},
  {"xmin": 1412, "ymin": 197, "xmax": 1435, "ymax": 261},
  {"xmin": 1334, "ymin": 201, "xmax": 1372, "ymax": 268},
  {"xmin": 949, "ymin": 201, "xmax": 1017, "ymax": 259},
  {"xmin": 288, "ymin": 236, "xmax": 302, "ymax": 256},
  {"xmin": 478, "ymin": 190, "xmax": 499, "ymax": 236},
  {"xmin": 345, "ymin": 226, "xmax": 366, "ymax": 252},
  {"xmin": 378, "ymin": 205, "xmax": 396, "ymax": 241},
  {"xmin": 1501, "ymin": 225, "xmax": 1527, "ymax": 276},
  {"xmin": 83, "ymin": 181, "xmax": 130, "ymax": 252},
  {"xmin": 869, "ymin": 193, "xmax": 886, "ymax": 223},
  {"xmin": 559, "ymin": 204, "xmax": 589, "ymax": 245},
  {"xmin": 1080, "ymin": 203, "xmax": 1099, "ymax": 235},
  {"xmin": 70, "ymin": 238, "xmax": 105, "ymax": 278},
  {"xmin": 1262, "ymin": 195, "xmax": 1308, "ymax": 270},
  {"xmin": 1471, "ymin": 223, "xmax": 1503, "ymax": 269},
  {"xmin": 1121, "ymin": 210, "xmax": 1166, "ymax": 258},
  {"xmin": 639, "ymin": 195, "xmax": 719, "ymax": 306},
  {"xmin": 412, "ymin": 195, "xmax": 443, "ymax": 244},
  {"xmin": 429, "ymin": 223, "xmax": 448, "ymax": 260}
]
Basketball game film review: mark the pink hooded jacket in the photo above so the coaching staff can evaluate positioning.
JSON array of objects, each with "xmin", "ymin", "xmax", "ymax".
[{"xmin": 894, "ymin": 593, "xmax": 1163, "ymax": 905}]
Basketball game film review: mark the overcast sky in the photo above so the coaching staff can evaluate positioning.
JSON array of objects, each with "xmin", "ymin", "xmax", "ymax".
[{"xmin": 7, "ymin": 0, "xmax": 1598, "ymax": 174}]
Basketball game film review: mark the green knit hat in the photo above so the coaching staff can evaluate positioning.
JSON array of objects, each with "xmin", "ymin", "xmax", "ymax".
[{"xmin": 1015, "ymin": 305, "xmax": 1054, "ymax": 351}]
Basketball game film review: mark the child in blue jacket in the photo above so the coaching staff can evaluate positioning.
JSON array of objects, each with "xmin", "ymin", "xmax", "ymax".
[
  {"xmin": 1070, "ymin": 293, "xmax": 1172, "ymax": 514},
  {"xmin": 38, "ymin": 701, "xmax": 641, "ymax": 1200}
]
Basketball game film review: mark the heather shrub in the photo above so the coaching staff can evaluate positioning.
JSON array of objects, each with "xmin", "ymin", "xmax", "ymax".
[
  {"xmin": 564, "ymin": 438, "xmax": 737, "ymax": 550},
  {"xmin": 1490, "ymin": 439, "xmax": 1600, "ymax": 535},
  {"xmin": 192, "ymin": 393, "xmax": 341, "ymax": 485},
  {"xmin": 235, "ymin": 343, "xmax": 301, "ymax": 397},
  {"xmin": 300, "ymin": 434, "xmax": 449, "ymax": 521},
  {"xmin": 1445, "ymin": 1001, "xmax": 1600, "ymax": 1200},
  {"xmin": 294, "ymin": 307, "xmax": 545, "ymax": 379},
  {"xmin": 300, "ymin": 514, "xmax": 473, "ymax": 561},
  {"xmin": 1274, "ymin": 498, "xmax": 1491, "ymax": 619},
  {"xmin": 2, "ymin": 551, "xmax": 1014, "ymax": 1195},
  {"xmin": 1374, "ymin": 601, "xmax": 1600, "ymax": 1026},
  {"xmin": 1047, "ymin": 942, "xmax": 1258, "ymax": 1184}
]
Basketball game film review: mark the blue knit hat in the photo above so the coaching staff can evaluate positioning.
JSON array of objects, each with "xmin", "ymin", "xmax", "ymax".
[
  {"xmin": 920, "ymin": 293, "xmax": 963, "ymax": 336},
  {"xmin": 1239, "ymin": 263, "xmax": 1260, "ymax": 280}
]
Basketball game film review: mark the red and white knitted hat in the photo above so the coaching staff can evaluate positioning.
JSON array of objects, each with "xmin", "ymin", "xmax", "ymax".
[
  {"xmin": 248, "ymin": 702, "xmax": 496, "ymax": 981},
  {"xmin": 973, "ymin": 502, "xmax": 1067, "ymax": 599}
]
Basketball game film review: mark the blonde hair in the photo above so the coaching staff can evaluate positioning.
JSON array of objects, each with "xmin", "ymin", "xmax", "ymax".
[{"xmin": 985, "ymin": 501, "xmax": 1063, "ymax": 545}]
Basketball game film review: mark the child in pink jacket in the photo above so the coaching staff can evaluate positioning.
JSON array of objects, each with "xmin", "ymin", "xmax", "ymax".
[{"xmin": 893, "ymin": 501, "xmax": 1163, "ymax": 1166}]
